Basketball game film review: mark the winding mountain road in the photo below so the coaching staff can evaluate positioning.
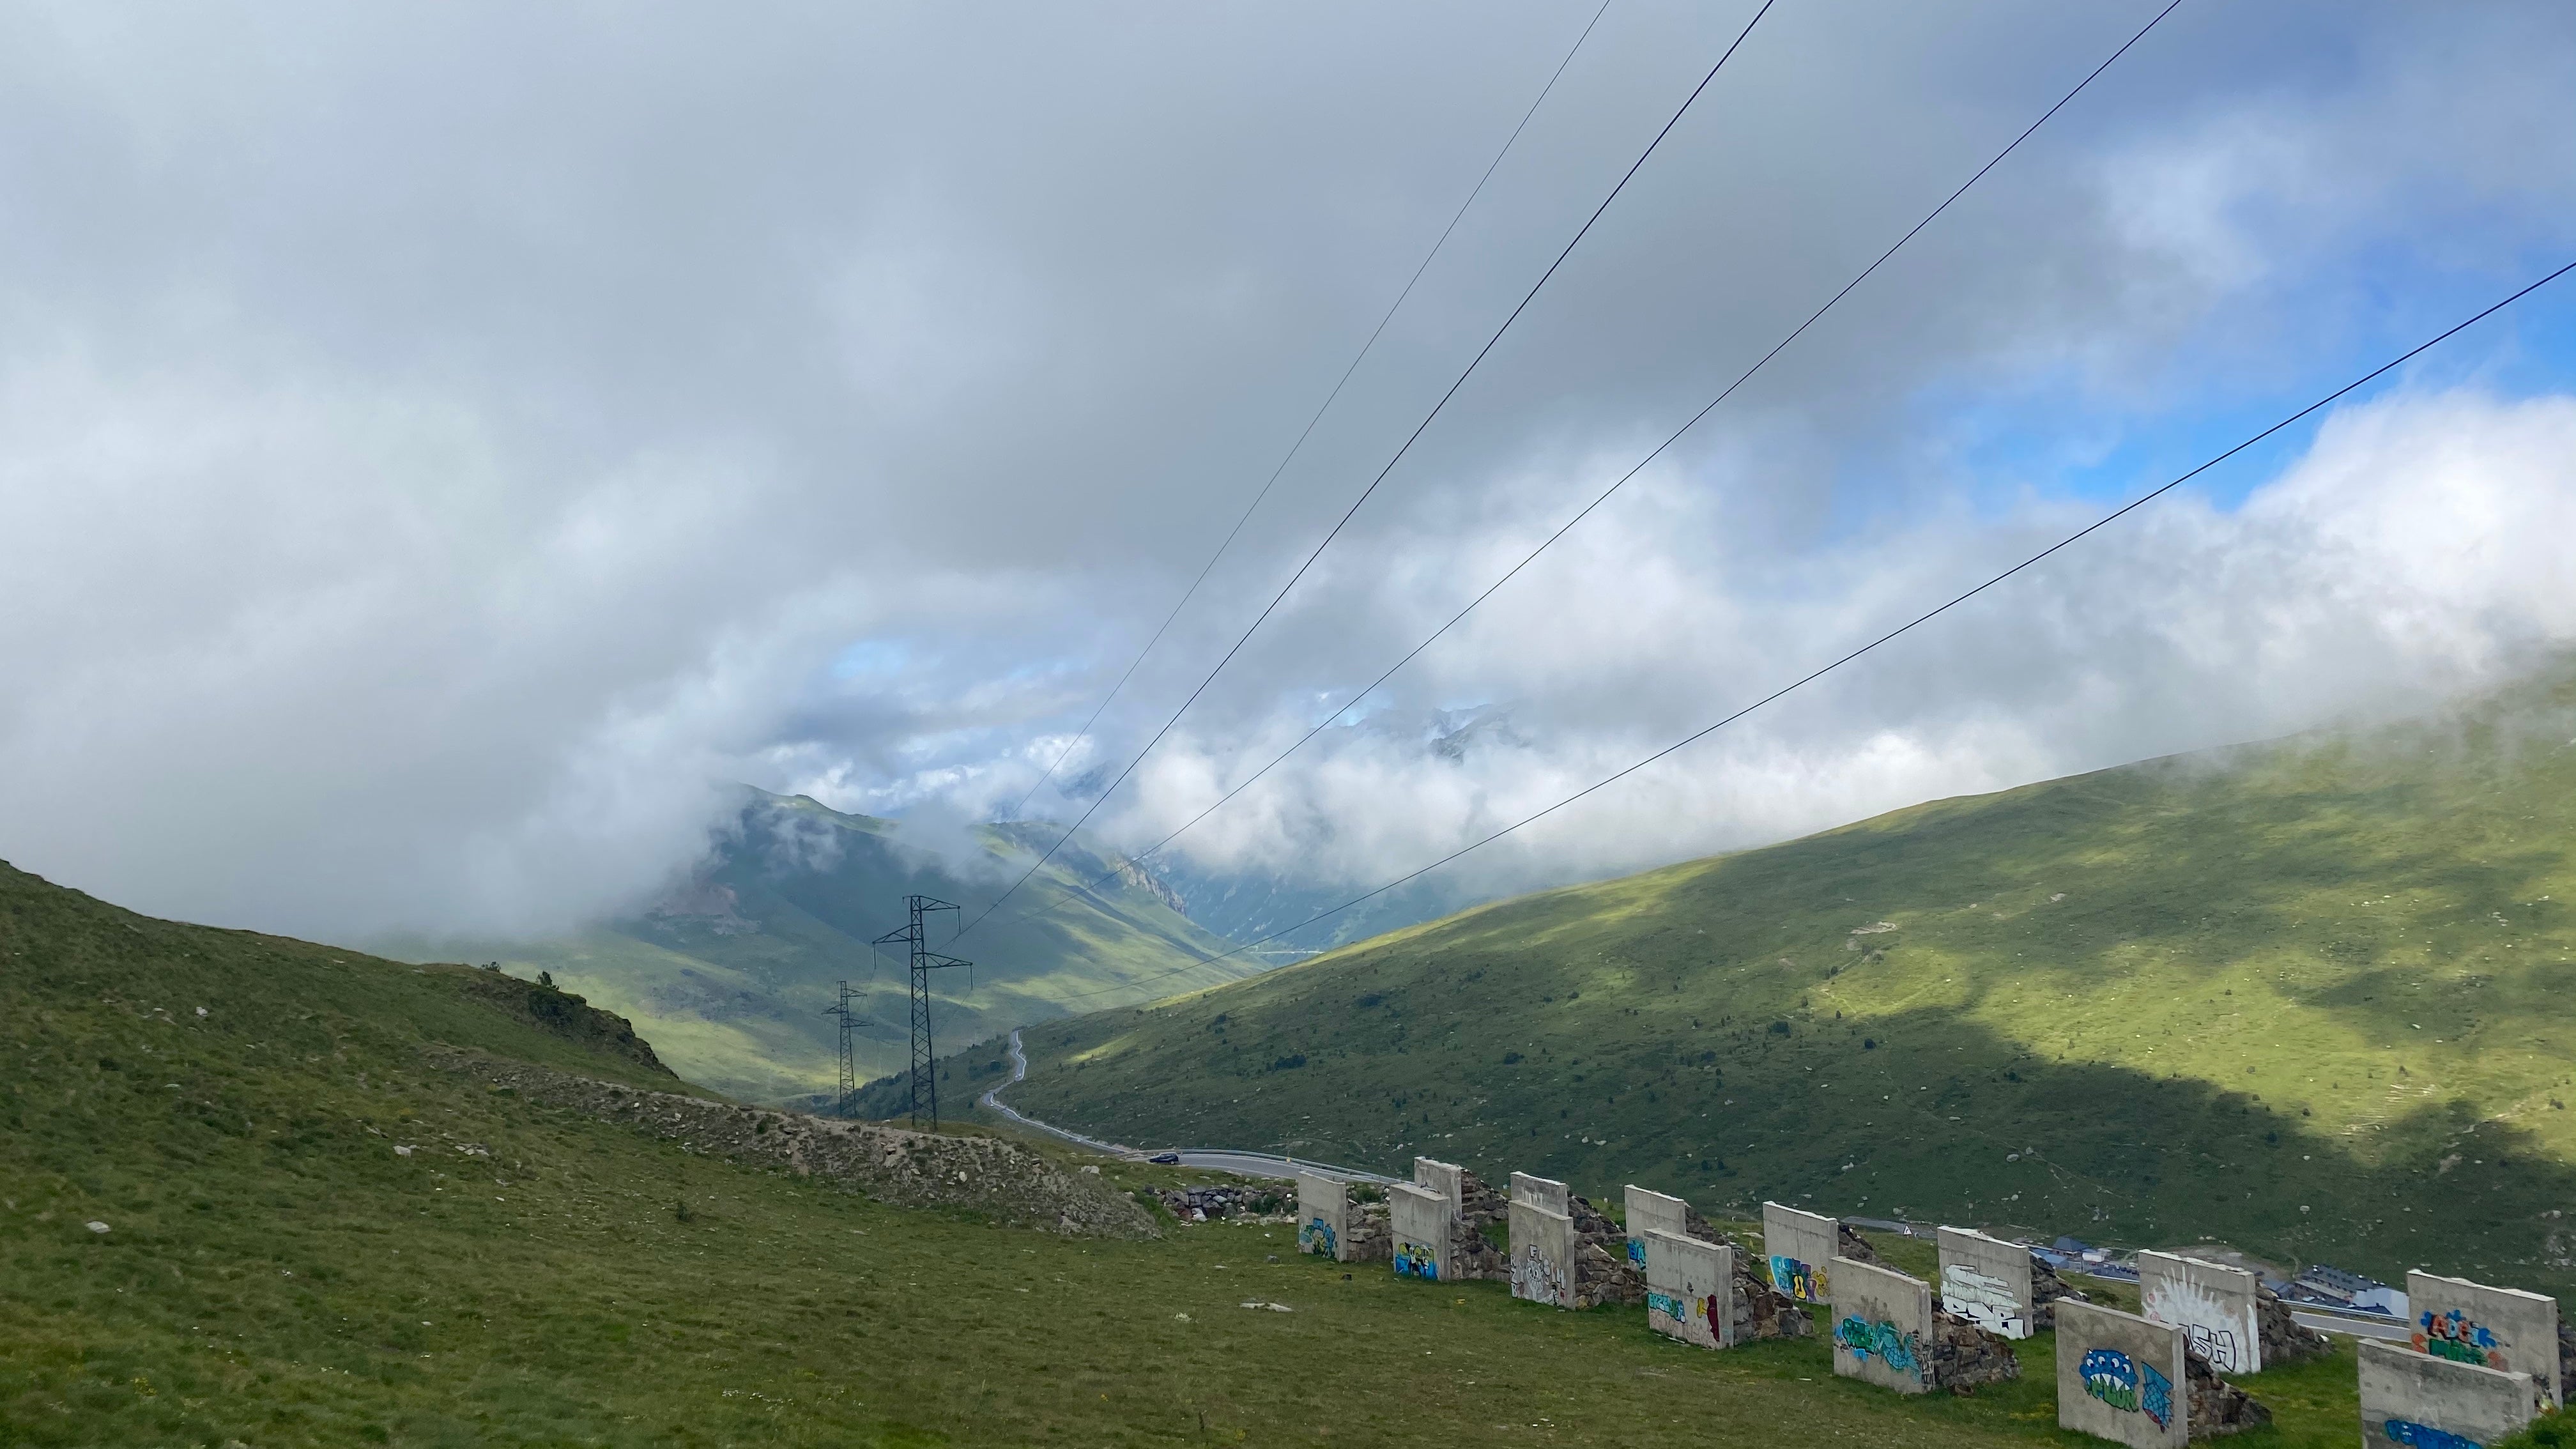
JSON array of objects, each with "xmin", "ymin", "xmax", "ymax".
[{"xmin": 981, "ymin": 1029, "xmax": 1394, "ymax": 1184}]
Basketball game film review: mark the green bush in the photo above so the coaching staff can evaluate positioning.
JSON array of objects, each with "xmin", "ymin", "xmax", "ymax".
[{"xmin": 2498, "ymin": 1409, "xmax": 2576, "ymax": 1449}]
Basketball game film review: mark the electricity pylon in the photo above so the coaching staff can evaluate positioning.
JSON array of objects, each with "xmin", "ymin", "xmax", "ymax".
[
  {"xmin": 821, "ymin": 979, "xmax": 862, "ymax": 1117},
  {"xmin": 871, "ymin": 896, "xmax": 970, "ymax": 1128}
]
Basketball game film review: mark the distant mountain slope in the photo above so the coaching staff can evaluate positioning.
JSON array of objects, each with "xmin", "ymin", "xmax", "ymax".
[
  {"xmin": 395, "ymin": 790, "xmax": 1254, "ymax": 1103},
  {"xmin": 1004, "ymin": 666, "xmax": 2576, "ymax": 1293}
]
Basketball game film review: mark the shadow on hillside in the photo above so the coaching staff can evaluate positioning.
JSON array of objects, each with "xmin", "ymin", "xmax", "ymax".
[{"xmin": 1004, "ymin": 994, "xmax": 2576, "ymax": 1297}]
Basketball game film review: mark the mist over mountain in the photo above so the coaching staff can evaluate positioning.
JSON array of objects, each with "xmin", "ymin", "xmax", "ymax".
[{"xmin": 382, "ymin": 788, "xmax": 1254, "ymax": 1102}]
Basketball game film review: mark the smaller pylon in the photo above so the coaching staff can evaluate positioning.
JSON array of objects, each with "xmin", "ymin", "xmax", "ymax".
[{"xmin": 822, "ymin": 979, "xmax": 861, "ymax": 1117}]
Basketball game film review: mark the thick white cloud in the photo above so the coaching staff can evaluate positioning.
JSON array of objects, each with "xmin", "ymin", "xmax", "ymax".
[
  {"xmin": 1097, "ymin": 388, "xmax": 2576, "ymax": 911},
  {"xmin": 0, "ymin": 1, "xmax": 2572, "ymax": 942}
]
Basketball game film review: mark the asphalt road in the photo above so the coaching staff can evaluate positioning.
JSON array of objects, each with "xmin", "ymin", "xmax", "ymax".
[{"xmin": 980, "ymin": 1028, "xmax": 1395, "ymax": 1184}]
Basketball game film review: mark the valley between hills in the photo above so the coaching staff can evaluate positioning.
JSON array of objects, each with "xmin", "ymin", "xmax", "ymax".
[{"xmin": 985, "ymin": 666, "xmax": 2576, "ymax": 1297}]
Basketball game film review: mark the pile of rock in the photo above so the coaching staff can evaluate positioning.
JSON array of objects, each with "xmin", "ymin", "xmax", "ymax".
[
  {"xmin": 1448, "ymin": 1169, "xmax": 1510, "ymax": 1281},
  {"xmin": 2186, "ymin": 1351, "xmax": 2273, "ymax": 1436},
  {"xmin": 1154, "ymin": 1184, "xmax": 1289, "ymax": 1223},
  {"xmin": 1568, "ymin": 1194, "xmax": 1644, "ymax": 1308},
  {"xmin": 2253, "ymin": 1284, "xmax": 2334, "ymax": 1367},
  {"xmin": 2029, "ymin": 1250, "xmax": 2090, "ymax": 1331},
  {"xmin": 1345, "ymin": 1193, "xmax": 1392, "ymax": 1262},
  {"xmin": 1925, "ymin": 1313, "xmax": 2020, "ymax": 1394},
  {"xmin": 428, "ymin": 1045, "xmax": 1157, "ymax": 1238}
]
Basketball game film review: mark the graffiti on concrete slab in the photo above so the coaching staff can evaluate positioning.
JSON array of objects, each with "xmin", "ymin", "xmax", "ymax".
[
  {"xmin": 1771, "ymin": 1254, "xmax": 1825, "ymax": 1302},
  {"xmin": 1512, "ymin": 1243, "xmax": 1567, "ymax": 1307},
  {"xmin": 1940, "ymin": 1261, "xmax": 2028, "ymax": 1338},
  {"xmin": 1393, "ymin": 1239, "xmax": 1439, "ymax": 1281},
  {"xmin": 1836, "ymin": 1315, "xmax": 1922, "ymax": 1376},
  {"xmin": 2380, "ymin": 1420, "xmax": 2483, "ymax": 1449},
  {"xmin": 2080, "ymin": 1347, "xmax": 2174, "ymax": 1431},
  {"xmin": 1648, "ymin": 1289, "xmax": 1726, "ymax": 1345},
  {"xmin": 2142, "ymin": 1269, "xmax": 2257, "ymax": 1375},
  {"xmin": 2181, "ymin": 1324, "xmax": 2243, "ymax": 1373},
  {"xmin": 2414, "ymin": 1308, "xmax": 2509, "ymax": 1371},
  {"xmin": 1298, "ymin": 1216, "xmax": 1337, "ymax": 1258}
]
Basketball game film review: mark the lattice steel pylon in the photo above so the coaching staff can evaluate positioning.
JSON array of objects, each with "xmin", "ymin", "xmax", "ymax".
[
  {"xmin": 871, "ymin": 895, "xmax": 970, "ymax": 1128},
  {"xmin": 820, "ymin": 979, "xmax": 862, "ymax": 1117}
]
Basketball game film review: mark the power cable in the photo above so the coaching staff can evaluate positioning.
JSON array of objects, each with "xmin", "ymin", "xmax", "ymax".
[
  {"xmin": 1004, "ymin": 0, "xmax": 1616, "ymax": 827},
  {"xmin": 961, "ymin": 0, "xmax": 1779, "ymax": 937},
  {"xmin": 1046, "ymin": 252, "xmax": 2576, "ymax": 999},
  {"xmin": 1009, "ymin": 0, "xmax": 2181, "ymax": 931}
]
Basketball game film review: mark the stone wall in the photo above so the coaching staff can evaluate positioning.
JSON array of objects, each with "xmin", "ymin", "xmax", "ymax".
[{"xmin": 427, "ymin": 1046, "xmax": 1154, "ymax": 1238}]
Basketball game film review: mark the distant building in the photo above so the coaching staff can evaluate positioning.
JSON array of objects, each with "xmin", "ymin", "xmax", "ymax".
[{"xmin": 2286, "ymin": 1263, "xmax": 2403, "ymax": 1315}]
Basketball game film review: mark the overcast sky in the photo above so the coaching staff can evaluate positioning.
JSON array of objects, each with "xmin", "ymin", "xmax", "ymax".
[{"xmin": 4, "ymin": 0, "xmax": 2574, "ymax": 944}]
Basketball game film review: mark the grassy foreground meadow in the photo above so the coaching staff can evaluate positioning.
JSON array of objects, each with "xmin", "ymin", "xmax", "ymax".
[
  {"xmin": 1001, "ymin": 668, "xmax": 2576, "ymax": 1294},
  {"xmin": 0, "ymin": 855, "xmax": 2398, "ymax": 1446}
]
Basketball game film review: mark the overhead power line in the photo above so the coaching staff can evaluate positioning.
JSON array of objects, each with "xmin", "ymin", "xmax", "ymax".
[
  {"xmin": 962, "ymin": 0, "xmax": 1780, "ymax": 937},
  {"xmin": 1003, "ymin": 0, "xmax": 1616, "ymax": 828},
  {"xmin": 1008, "ymin": 0, "xmax": 2182, "ymax": 932},
  {"xmin": 1048, "ymin": 252, "xmax": 2576, "ymax": 1000}
]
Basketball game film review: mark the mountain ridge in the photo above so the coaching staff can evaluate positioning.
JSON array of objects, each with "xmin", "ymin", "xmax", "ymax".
[{"xmin": 997, "ymin": 664, "xmax": 2576, "ymax": 1293}]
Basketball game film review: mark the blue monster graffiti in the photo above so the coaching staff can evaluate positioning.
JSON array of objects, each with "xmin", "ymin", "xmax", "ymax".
[
  {"xmin": 1770, "ymin": 1254, "xmax": 1823, "ymax": 1303},
  {"xmin": 2082, "ymin": 1348, "xmax": 2140, "ymax": 1411},
  {"xmin": 1298, "ymin": 1216, "xmax": 1337, "ymax": 1257},
  {"xmin": 1628, "ymin": 1237, "xmax": 1647, "ymax": 1266},
  {"xmin": 2380, "ymin": 1421, "xmax": 2484, "ymax": 1449},
  {"xmin": 2080, "ymin": 1348, "xmax": 2173, "ymax": 1429},
  {"xmin": 1393, "ymin": 1239, "xmax": 1439, "ymax": 1281},
  {"xmin": 1836, "ymin": 1315, "xmax": 1921, "ymax": 1375}
]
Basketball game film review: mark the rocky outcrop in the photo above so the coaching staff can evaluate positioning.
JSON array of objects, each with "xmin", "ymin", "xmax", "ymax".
[
  {"xmin": 2254, "ymin": 1285, "xmax": 2333, "ymax": 1367},
  {"xmin": 2185, "ymin": 1351, "xmax": 2271, "ymax": 1438},
  {"xmin": 1927, "ymin": 1312, "xmax": 2020, "ymax": 1394},
  {"xmin": 429, "ymin": 1046, "xmax": 1156, "ymax": 1238},
  {"xmin": 447, "ymin": 967, "xmax": 677, "ymax": 1077}
]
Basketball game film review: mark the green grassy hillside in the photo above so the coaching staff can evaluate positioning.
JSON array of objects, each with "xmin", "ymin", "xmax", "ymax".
[
  {"xmin": 0, "ymin": 855, "xmax": 2398, "ymax": 1446},
  {"xmin": 389, "ymin": 790, "xmax": 1257, "ymax": 1103},
  {"xmin": 1002, "ymin": 670, "xmax": 2576, "ymax": 1294}
]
